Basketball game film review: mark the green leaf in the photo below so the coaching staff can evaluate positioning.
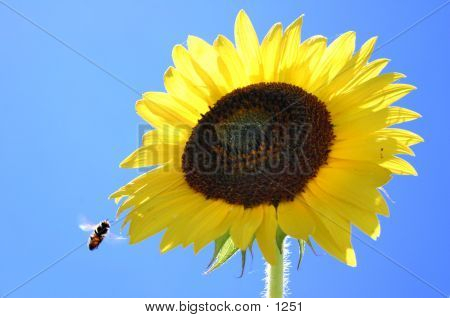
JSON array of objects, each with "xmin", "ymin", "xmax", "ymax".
[{"xmin": 205, "ymin": 235, "xmax": 239, "ymax": 274}]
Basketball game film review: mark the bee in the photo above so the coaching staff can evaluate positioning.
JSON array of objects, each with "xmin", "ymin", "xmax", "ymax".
[{"xmin": 79, "ymin": 219, "xmax": 125, "ymax": 250}]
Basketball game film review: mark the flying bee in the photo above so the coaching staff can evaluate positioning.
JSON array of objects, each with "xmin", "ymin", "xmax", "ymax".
[{"xmin": 79, "ymin": 219, "xmax": 126, "ymax": 250}]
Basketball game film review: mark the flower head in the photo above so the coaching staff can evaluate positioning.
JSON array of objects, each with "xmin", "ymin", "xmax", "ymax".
[{"xmin": 112, "ymin": 10, "xmax": 422, "ymax": 267}]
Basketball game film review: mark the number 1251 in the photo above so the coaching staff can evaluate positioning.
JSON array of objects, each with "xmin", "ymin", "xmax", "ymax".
[{"xmin": 276, "ymin": 301, "xmax": 302, "ymax": 311}]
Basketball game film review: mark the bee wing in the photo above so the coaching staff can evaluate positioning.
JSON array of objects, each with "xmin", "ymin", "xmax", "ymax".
[
  {"xmin": 108, "ymin": 232, "xmax": 127, "ymax": 241},
  {"xmin": 78, "ymin": 215, "xmax": 101, "ymax": 232},
  {"xmin": 79, "ymin": 223, "xmax": 97, "ymax": 232}
]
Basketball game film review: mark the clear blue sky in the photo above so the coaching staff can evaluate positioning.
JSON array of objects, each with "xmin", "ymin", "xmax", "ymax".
[{"xmin": 1, "ymin": 0, "xmax": 449, "ymax": 297}]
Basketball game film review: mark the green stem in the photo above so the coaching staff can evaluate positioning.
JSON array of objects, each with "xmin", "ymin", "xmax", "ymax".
[{"xmin": 266, "ymin": 239, "xmax": 286, "ymax": 298}]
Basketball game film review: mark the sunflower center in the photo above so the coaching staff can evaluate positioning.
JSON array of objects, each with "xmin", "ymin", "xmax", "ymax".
[{"xmin": 182, "ymin": 82, "xmax": 334, "ymax": 208}]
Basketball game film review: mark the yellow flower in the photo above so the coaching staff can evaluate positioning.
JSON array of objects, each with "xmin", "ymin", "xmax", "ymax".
[{"xmin": 111, "ymin": 10, "xmax": 422, "ymax": 267}]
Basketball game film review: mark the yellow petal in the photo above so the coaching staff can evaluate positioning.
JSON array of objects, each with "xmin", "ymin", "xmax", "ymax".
[
  {"xmin": 278, "ymin": 16, "xmax": 303, "ymax": 81},
  {"xmin": 110, "ymin": 166, "xmax": 180, "ymax": 204},
  {"xmin": 315, "ymin": 172, "xmax": 390, "ymax": 217},
  {"xmin": 343, "ymin": 58, "xmax": 390, "ymax": 90},
  {"xmin": 334, "ymin": 106, "xmax": 421, "ymax": 139},
  {"xmin": 309, "ymin": 31, "xmax": 356, "ymax": 92},
  {"xmin": 290, "ymin": 35, "xmax": 327, "ymax": 89},
  {"xmin": 331, "ymin": 134, "xmax": 414, "ymax": 162},
  {"xmin": 255, "ymin": 205, "xmax": 279, "ymax": 264},
  {"xmin": 310, "ymin": 211, "xmax": 357, "ymax": 267},
  {"xmin": 119, "ymin": 143, "xmax": 183, "ymax": 168},
  {"xmin": 183, "ymin": 200, "xmax": 229, "ymax": 248},
  {"xmin": 376, "ymin": 128, "xmax": 424, "ymax": 146},
  {"xmin": 186, "ymin": 36, "xmax": 229, "ymax": 99},
  {"xmin": 136, "ymin": 94, "xmax": 198, "ymax": 129},
  {"xmin": 230, "ymin": 205, "xmax": 263, "ymax": 250},
  {"xmin": 234, "ymin": 10, "xmax": 263, "ymax": 80},
  {"xmin": 159, "ymin": 203, "xmax": 204, "ymax": 253},
  {"xmin": 350, "ymin": 36, "xmax": 377, "ymax": 70},
  {"xmin": 163, "ymin": 67, "xmax": 210, "ymax": 114},
  {"xmin": 142, "ymin": 127, "xmax": 188, "ymax": 147},
  {"xmin": 261, "ymin": 23, "xmax": 283, "ymax": 82},
  {"xmin": 193, "ymin": 205, "xmax": 236, "ymax": 253},
  {"xmin": 317, "ymin": 37, "xmax": 379, "ymax": 101},
  {"xmin": 117, "ymin": 181, "xmax": 193, "ymax": 218},
  {"xmin": 172, "ymin": 43, "xmax": 225, "ymax": 102},
  {"xmin": 380, "ymin": 156, "xmax": 418, "ymax": 176},
  {"xmin": 319, "ymin": 159, "xmax": 392, "ymax": 188},
  {"xmin": 278, "ymin": 199, "xmax": 315, "ymax": 241},
  {"xmin": 385, "ymin": 107, "xmax": 422, "ymax": 126},
  {"xmin": 305, "ymin": 181, "xmax": 381, "ymax": 239},
  {"xmin": 128, "ymin": 187, "xmax": 204, "ymax": 244},
  {"xmin": 172, "ymin": 44, "xmax": 206, "ymax": 89},
  {"xmin": 213, "ymin": 35, "xmax": 249, "ymax": 88},
  {"xmin": 329, "ymin": 73, "xmax": 410, "ymax": 115},
  {"xmin": 334, "ymin": 108, "xmax": 391, "ymax": 139}
]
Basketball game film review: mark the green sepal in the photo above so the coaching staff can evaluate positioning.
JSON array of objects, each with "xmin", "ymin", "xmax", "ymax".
[
  {"xmin": 207, "ymin": 233, "xmax": 229, "ymax": 268},
  {"xmin": 275, "ymin": 226, "xmax": 287, "ymax": 254},
  {"xmin": 297, "ymin": 239, "xmax": 306, "ymax": 270},
  {"xmin": 205, "ymin": 234, "xmax": 239, "ymax": 274},
  {"xmin": 306, "ymin": 238, "xmax": 318, "ymax": 256},
  {"xmin": 239, "ymin": 250, "xmax": 247, "ymax": 278}
]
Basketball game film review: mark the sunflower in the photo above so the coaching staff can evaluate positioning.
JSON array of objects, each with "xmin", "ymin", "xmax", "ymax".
[{"xmin": 111, "ymin": 10, "xmax": 422, "ymax": 269}]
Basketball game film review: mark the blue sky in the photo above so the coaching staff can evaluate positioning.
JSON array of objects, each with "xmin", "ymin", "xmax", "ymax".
[{"xmin": 0, "ymin": 0, "xmax": 449, "ymax": 297}]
